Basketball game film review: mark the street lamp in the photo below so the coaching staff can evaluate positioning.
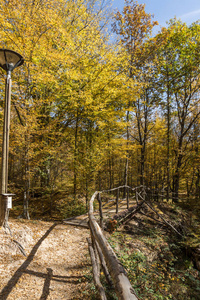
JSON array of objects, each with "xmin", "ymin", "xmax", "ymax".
[{"xmin": 0, "ymin": 49, "xmax": 24, "ymax": 226}]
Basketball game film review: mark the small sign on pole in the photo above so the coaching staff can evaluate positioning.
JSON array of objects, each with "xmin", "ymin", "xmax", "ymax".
[
  {"xmin": 7, "ymin": 196, "xmax": 12, "ymax": 209},
  {"xmin": 1, "ymin": 193, "xmax": 15, "ymax": 209}
]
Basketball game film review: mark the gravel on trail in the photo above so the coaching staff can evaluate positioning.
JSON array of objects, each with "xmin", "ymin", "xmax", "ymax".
[{"xmin": 0, "ymin": 219, "xmax": 91, "ymax": 300}]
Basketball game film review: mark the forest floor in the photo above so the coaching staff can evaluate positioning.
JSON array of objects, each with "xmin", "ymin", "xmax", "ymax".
[
  {"xmin": 0, "ymin": 219, "xmax": 92, "ymax": 300},
  {"xmin": 108, "ymin": 202, "xmax": 200, "ymax": 300},
  {"xmin": 1, "ymin": 198, "xmax": 200, "ymax": 300}
]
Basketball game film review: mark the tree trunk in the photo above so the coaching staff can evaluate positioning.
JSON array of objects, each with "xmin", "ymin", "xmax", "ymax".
[
  {"xmin": 74, "ymin": 110, "xmax": 79, "ymax": 200},
  {"xmin": 173, "ymin": 152, "xmax": 183, "ymax": 202},
  {"xmin": 124, "ymin": 110, "xmax": 130, "ymax": 197},
  {"xmin": 166, "ymin": 69, "xmax": 171, "ymax": 202}
]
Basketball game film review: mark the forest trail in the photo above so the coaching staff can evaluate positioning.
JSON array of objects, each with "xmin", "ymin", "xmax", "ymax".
[
  {"xmin": 63, "ymin": 196, "xmax": 136, "ymax": 228},
  {"xmin": 0, "ymin": 197, "xmax": 136, "ymax": 299},
  {"xmin": 0, "ymin": 219, "xmax": 91, "ymax": 300}
]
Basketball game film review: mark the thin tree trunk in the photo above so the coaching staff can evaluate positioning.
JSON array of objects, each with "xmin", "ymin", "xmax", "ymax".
[
  {"xmin": 173, "ymin": 149, "xmax": 183, "ymax": 202},
  {"xmin": 24, "ymin": 131, "xmax": 31, "ymax": 219},
  {"xmin": 124, "ymin": 109, "xmax": 130, "ymax": 197},
  {"xmin": 74, "ymin": 110, "xmax": 79, "ymax": 200},
  {"xmin": 166, "ymin": 70, "xmax": 170, "ymax": 202}
]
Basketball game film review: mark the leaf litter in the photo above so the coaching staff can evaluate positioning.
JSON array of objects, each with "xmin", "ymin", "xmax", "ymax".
[{"xmin": 0, "ymin": 219, "xmax": 91, "ymax": 300}]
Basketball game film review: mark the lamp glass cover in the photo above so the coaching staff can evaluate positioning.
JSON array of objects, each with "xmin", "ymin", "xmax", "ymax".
[{"xmin": 0, "ymin": 49, "xmax": 24, "ymax": 71}]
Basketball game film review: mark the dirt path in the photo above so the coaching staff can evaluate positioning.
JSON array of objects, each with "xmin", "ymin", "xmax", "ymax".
[{"xmin": 0, "ymin": 219, "xmax": 91, "ymax": 300}]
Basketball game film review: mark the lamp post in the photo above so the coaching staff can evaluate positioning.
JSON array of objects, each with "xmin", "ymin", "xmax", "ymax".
[{"xmin": 0, "ymin": 49, "xmax": 24, "ymax": 226}]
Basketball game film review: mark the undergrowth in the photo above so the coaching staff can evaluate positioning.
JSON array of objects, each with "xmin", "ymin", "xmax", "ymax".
[
  {"xmin": 10, "ymin": 191, "xmax": 87, "ymax": 220},
  {"xmin": 108, "ymin": 214, "xmax": 200, "ymax": 300}
]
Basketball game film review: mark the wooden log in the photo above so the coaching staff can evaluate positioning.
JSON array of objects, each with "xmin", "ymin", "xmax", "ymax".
[
  {"xmin": 62, "ymin": 210, "xmax": 90, "ymax": 221},
  {"xmin": 89, "ymin": 191, "xmax": 99, "ymax": 214},
  {"xmin": 120, "ymin": 200, "xmax": 146, "ymax": 225},
  {"xmin": 92, "ymin": 234, "xmax": 100, "ymax": 275},
  {"xmin": 88, "ymin": 213, "xmax": 138, "ymax": 299},
  {"xmin": 100, "ymin": 185, "xmax": 136, "ymax": 195},
  {"xmin": 142, "ymin": 198, "xmax": 183, "ymax": 237},
  {"xmin": 95, "ymin": 239, "xmax": 113, "ymax": 287},
  {"xmin": 87, "ymin": 238, "xmax": 107, "ymax": 300},
  {"xmin": 139, "ymin": 211, "xmax": 164, "ymax": 225},
  {"xmin": 90, "ymin": 224, "xmax": 113, "ymax": 287},
  {"xmin": 62, "ymin": 221, "xmax": 89, "ymax": 228}
]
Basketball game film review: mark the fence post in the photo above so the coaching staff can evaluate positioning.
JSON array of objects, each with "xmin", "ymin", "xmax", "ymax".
[
  {"xmin": 127, "ymin": 187, "xmax": 129, "ymax": 209},
  {"xmin": 135, "ymin": 189, "xmax": 138, "ymax": 205},
  {"xmin": 97, "ymin": 193, "xmax": 103, "ymax": 228},
  {"xmin": 116, "ymin": 188, "xmax": 119, "ymax": 214}
]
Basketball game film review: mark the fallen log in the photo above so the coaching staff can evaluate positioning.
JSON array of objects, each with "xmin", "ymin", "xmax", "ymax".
[
  {"xmin": 143, "ymin": 200, "xmax": 184, "ymax": 237},
  {"xmin": 120, "ymin": 201, "xmax": 146, "ymax": 225},
  {"xmin": 62, "ymin": 221, "xmax": 89, "ymax": 228},
  {"xmin": 139, "ymin": 211, "xmax": 164, "ymax": 225},
  {"xmin": 110, "ymin": 200, "xmax": 145, "ymax": 226}
]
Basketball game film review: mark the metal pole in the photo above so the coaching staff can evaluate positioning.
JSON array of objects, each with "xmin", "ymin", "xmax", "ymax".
[{"xmin": 0, "ymin": 73, "xmax": 11, "ymax": 225}]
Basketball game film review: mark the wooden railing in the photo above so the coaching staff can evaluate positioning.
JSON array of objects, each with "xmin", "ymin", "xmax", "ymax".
[{"xmin": 88, "ymin": 185, "xmax": 143, "ymax": 300}]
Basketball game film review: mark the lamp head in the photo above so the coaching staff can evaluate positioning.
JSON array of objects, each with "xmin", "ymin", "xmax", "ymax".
[{"xmin": 0, "ymin": 49, "xmax": 24, "ymax": 74}]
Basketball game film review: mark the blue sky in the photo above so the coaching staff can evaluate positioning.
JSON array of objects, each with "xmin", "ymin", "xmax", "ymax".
[{"xmin": 112, "ymin": 0, "xmax": 200, "ymax": 30}]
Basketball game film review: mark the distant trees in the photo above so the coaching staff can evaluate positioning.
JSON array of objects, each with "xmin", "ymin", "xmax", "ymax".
[
  {"xmin": 152, "ymin": 20, "xmax": 200, "ymax": 201},
  {"xmin": 112, "ymin": 0, "xmax": 158, "ymax": 188},
  {"xmin": 112, "ymin": 7, "xmax": 200, "ymax": 202}
]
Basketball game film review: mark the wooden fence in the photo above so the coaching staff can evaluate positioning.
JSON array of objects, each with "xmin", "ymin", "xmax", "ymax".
[
  {"xmin": 88, "ymin": 185, "xmax": 142, "ymax": 300},
  {"xmin": 87, "ymin": 184, "xmax": 184, "ymax": 299}
]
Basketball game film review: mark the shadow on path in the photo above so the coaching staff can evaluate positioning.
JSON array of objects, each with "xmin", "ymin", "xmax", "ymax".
[
  {"xmin": 39, "ymin": 268, "xmax": 53, "ymax": 300},
  {"xmin": 0, "ymin": 223, "xmax": 57, "ymax": 300},
  {"xmin": 24, "ymin": 268, "xmax": 87, "ymax": 284}
]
